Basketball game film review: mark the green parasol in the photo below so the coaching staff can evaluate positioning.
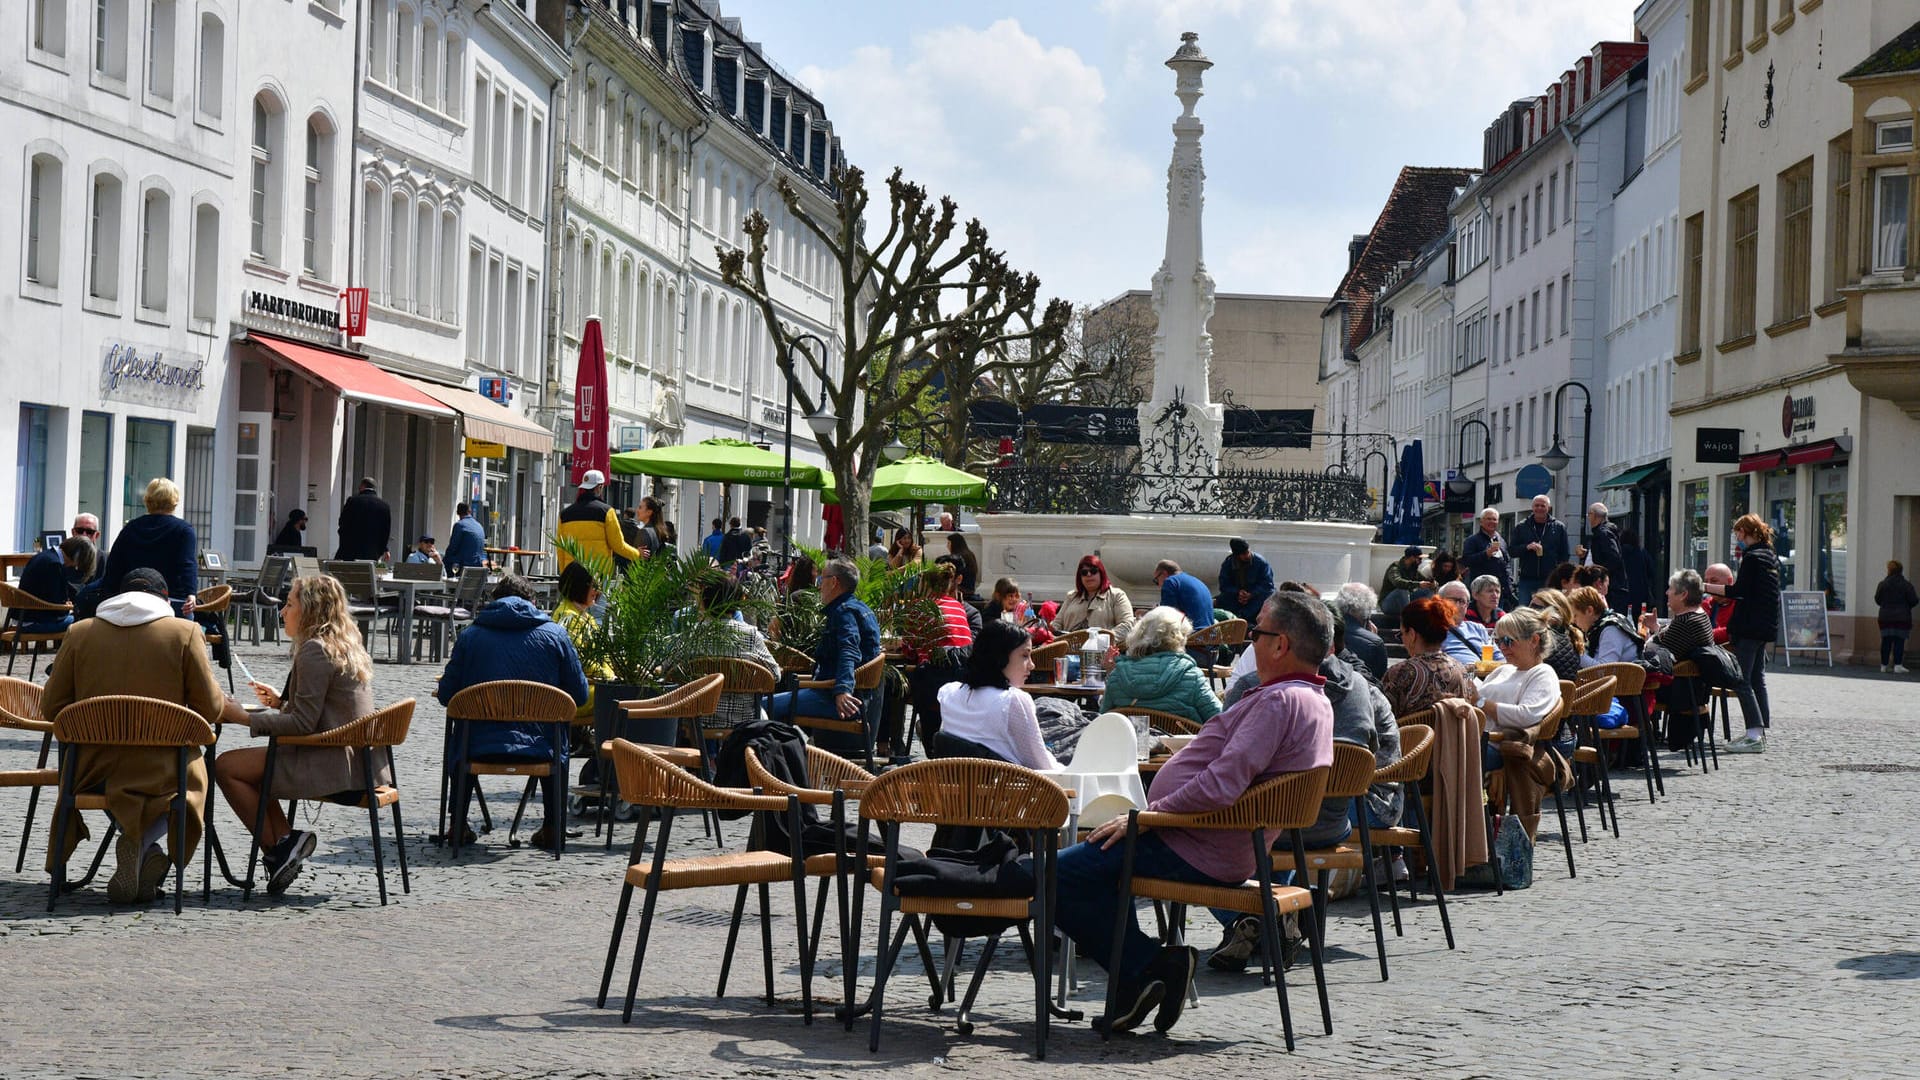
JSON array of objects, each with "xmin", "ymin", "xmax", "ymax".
[
  {"xmin": 822, "ymin": 455, "xmax": 991, "ymax": 510},
  {"xmin": 608, "ymin": 438, "xmax": 826, "ymax": 487}
]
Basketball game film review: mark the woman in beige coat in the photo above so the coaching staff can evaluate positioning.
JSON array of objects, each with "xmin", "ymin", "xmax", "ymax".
[
  {"xmin": 213, "ymin": 574, "xmax": 387, "ymax": 894},
  {"xmin": 1051, "ymin": 554, "xmax": 1135, "ymax": 639}
]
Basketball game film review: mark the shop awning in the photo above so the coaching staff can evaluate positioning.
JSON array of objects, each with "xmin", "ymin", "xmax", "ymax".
[
  {"xmin": 393, "ymin": 375, "xmax": 556, "ymax": 454},
  {"xmin": 1738, "ymin": 439, "xmax": 1845, "ymax": 473},
  {"xmin": 248, "ymin": 333, "xmax": 453, "ymax": 418},
  {"xmin": 1598, "ymin": 462, "xmax": 1666, "ymax": 489}
]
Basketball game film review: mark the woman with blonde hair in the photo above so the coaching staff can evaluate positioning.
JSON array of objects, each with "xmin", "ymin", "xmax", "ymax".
[
  {"xmin": 99, "ymin": 477, "xmax": 201, "ymax": 614},
  {"xmin": 213, "ymin": 574, "xmax": 387, "ymax": 895},
  {"xmin": 1525, "ymin": 587, "xmax": 1586, "ymax": 679}
]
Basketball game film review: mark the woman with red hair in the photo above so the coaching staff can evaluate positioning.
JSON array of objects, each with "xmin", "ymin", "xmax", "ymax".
[
  {"xmin": 1381, "ymin": 595, "xmax": 1473, "ymax": 717},
  {"xmin": 1053, "ymin": 554, "xmax": 1135, "ymax": 639}
]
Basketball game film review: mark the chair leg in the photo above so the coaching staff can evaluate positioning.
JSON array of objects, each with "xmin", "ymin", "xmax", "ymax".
[
  {"xmin": 1294, "ymin": 836, "xmax": 1332, "ymax": 1036},
  {"xmin": 1409, "ymin": 794, "xmax": 1455, "ymax": 949},
  {"xmin": 598, "ymin": 880, "xmax": 637, "ymax": 1008},
  {"xmin": 244, "ymin": 741, "xmax": 280, "ymax": 900},
  {"xmin": 1252, "ymin": 836, "xmax": 1296, "ymax": 1052},
  {"xmin": 363, "ymin": 752, "xmax": 389, "ymax": 906},
  {"xmin": 953, "ymin": 933, "xmax": 1000, "ymax": 1036},
  {"xmin": 46, "ymin": 753, "xmax": 75, "ymax": 913},
  {"xmin": 718, "ymin": 883, "xmax": 750, "ymax": 997},
  {"xmin": 1551, "ymin": 787, "xmax": 1576, "ymax": 879},
  {"xmin": 17, "ymin": 732, "xmax": 53, "ymax": 873},
  {"xmin": 171, "ymin": 748, "xmax": 188, "ymax": 915},
  {"xmin": 758, "ymin": 881, "xmax": 776, "ymax": 1006},
  {"xmin": 621, "ymin": 878, "xmax": 664, "ymax": 1024},
  {"xmin": 388, "ymin": 749, "xmax": 410, "ymax": 894},
  {"xmin": 1350, "ymin": 800, "xmax": 1389, "ymax": 982},
  {"xmin": 866, "ymin": 885, "xmax": 902, "ymax": 1052}
]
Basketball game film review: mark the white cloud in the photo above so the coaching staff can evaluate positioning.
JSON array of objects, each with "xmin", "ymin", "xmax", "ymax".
[{"xmin": 799, "ymin": 18, "xmax": 1155, "ymax": 302}]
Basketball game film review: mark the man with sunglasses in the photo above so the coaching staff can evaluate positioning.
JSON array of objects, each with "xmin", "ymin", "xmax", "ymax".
[
  {"xmin": 1049, "ymin": 591, "xmax": 1334, "ymax": 1035},
  {"xmin": 1435, "ymin": 580, "xmax": 1503, "ymax": 670}
]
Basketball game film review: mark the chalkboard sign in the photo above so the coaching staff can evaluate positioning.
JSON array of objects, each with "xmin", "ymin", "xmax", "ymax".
[{"xmin": 1778, "ymin": 591, "xmax": 1832, "ymax": 667}]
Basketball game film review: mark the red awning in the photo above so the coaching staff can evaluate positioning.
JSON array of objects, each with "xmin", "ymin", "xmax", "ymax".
[
  {"xmin": 1738, "ymin": 438, "xmax": 1843, "ymax": 473},
  {"xmin": 246, "ymin": 332, "xmax": 453, "ymax": 418}
]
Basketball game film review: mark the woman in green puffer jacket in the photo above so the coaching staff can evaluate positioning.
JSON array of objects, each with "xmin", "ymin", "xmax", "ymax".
[{"xmin": 1098, "ymin": 605, "xmax": 1223, "ymax": 725}]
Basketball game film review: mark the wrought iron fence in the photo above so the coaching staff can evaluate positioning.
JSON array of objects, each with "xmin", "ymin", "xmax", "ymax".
[{"xmin": 986, "ymin": 465, "xmax": 1372, "ymax": 522}]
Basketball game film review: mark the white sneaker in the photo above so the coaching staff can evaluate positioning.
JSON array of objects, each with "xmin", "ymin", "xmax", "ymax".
[
  {"xmin": 1896, "ymin": 665, "xmax": 1911, "ymax": 674},
  {"xmin": 1881, "ymin": 665, "xmax": 1890, "ymax": 672}
]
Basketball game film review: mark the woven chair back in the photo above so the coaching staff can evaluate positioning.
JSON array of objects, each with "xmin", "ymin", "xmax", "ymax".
[
  {"xmin": 1579, "ymin": 661, "xmax": 1645, "ymax": 696},
  {"xmin": 195, "ymin": 584, "xmax": 233, "ymax": 613},
  {"xmin": 622, "ymin": 672, "xmax": 726, "ymax": 720},
  {"xmin": 1324, "ymin": 742, "xmax": 1380, "ymax": 799},
  {"xmin": 1056, "ymin": 628, "xmax": 1091, "ymax": 651},
  {"xmin": 612, "ymin": 738, "xmax": 755, "ymax": 811},
  {"xmin": 770, "ymin": 641, "xmax": 814, "ymax": 673},
  {"xmin": 1566, "ymin": 675, "xmax": 1618, "ymax": 718},
  {"xmin": 1162, "ymin": 768, "xmax": 1328, "ymax": 831},
  {"xmin": 445, "ymin": 680, "xmax": 577, "ymax": 724},
  {"xmin": 850, "ymin": 654, "xmax": 886, "ymax": 692},
  {"xmin": 0, "ymin": 676, "xmax": 48, "ymax": 731},
  {"xmin": 691, "ymin": 656, "xmax": 778, "ymax": 696},
  {"xmin": 1374, "ymin": 723, "xmax": 1433, "ymax": 784},
  {"xmin": 859, "ymin": 759, "xmax": 1069, "ymax": 831},
  {"xmin": 0, "ymin": 581, "xmax": 68, "ymax": 614},
  {"xmin": 1114, "ymin": 705, "xmax": 1201, "ymax": 736},
  {"xmin": 52, "ymin": 695, "xmax": 216, "ymax": 748},
  {"xmin": 1215, "ymin": 618, "xmax": 1249, "ymax": 645},
  {"xmin": 1029, "ymin": 639, "xmax": 1073, "ymax": 669},
  {"xmin": 289, "ymin": 699, "xmax": 416, "ymax": 749}
]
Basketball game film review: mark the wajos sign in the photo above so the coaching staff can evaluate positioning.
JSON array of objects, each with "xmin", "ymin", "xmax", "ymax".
[{"xmin": 100, "ymin": 342, "xmax": 207, "ymax": 411}]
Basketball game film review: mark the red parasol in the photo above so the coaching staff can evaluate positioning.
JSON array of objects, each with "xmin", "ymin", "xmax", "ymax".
[{"xmin": 569, "ymin": 317, "xmax": 610, "ymax": 487}]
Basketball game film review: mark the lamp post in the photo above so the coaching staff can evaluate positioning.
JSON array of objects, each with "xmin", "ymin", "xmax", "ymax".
[
  {"xmin": 781, "ymin": 332, "xmax": 829, "ymax": 565},
  {"xmin": 1540, "ymin": 380, "xmax": 1593, "ymax": 547},
  {"xmin": 1451, "ymin": 417, "xmax": 1494, "ymax": 552},
  {"xmin": 1361, "ymin": 448, "xmax": 1389, "ymax": 532}
]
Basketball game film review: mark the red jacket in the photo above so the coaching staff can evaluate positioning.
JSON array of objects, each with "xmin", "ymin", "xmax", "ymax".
[{"xmin": 1705, "ymin": 597, "xmax": 1734, "ymax": 645}]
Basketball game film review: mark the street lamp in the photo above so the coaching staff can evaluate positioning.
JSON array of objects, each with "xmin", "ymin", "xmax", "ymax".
[
  {"xmin": 1361, "ymin": 448, "xmax": 1389, "ymax": 530},
  {"xmin": 1453, "ymin": 416, "xmax": 1493, "ymax": 551},
  {"xmin": 781, "ymin": 332, "xmax": 829, "ymax": 564},
  {"xmin": 881, "ymin": 431, "xmax": 910, "ymax": 463},
  {"xmin": 1543, "ymin": 380, "xmax": 1593, "ymax": 544}
]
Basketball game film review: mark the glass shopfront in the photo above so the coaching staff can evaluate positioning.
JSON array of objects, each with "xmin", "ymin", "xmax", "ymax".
[
  {"xmin": 1681, "ymin": 479, "xmax": 1710, "ymax": 573},
  {"xmin": 1764, "ymin": 467, "xmax": 1797, "ymax": 592},
  {"xmin": 1814, "ymin": 462, "xmax": 1848, "ymax": 611},
  {"xmin": 122, "ymin": 417, "xmax": 175, "ymax": 526}
]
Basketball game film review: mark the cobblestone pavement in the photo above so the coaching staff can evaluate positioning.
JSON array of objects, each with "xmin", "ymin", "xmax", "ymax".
[{"xmin": 3, "ymin": 642, "xmax": 1919, "ymax": 1078}]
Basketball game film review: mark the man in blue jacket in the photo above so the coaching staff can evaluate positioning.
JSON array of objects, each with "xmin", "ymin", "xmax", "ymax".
[
  {"xmin": 437, "ymin": 575, "xmax": 589, "ymax": 850},
  {"xmin": 442, "ymin": 503, "xmax": 488, "ymax": 575},
  {"xmin": 1214, "ymin": 538, "xmax": 1274, "ymax": 624},
  {"xmin": 768, "ymin": 557, "xmax": 880, "ymax": 726},
  {"xmin": 1153, "ymin": 560, "xmax": 1216, "ymax": 632},
  {"xmin": 1508, "ymin": 495, "xmax": 1569, "ymax": 605}
]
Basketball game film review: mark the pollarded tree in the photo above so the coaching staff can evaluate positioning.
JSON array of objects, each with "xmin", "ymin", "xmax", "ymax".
[{"xmin": 719, "ymin": 165, "xmax": 1071, "ymax": 553}]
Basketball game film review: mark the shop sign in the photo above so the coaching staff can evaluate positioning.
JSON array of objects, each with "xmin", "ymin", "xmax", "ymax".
[
  {"xmin": 1696, "ymin": 427, "xmax": 1743, "ymax": 464},
  {"xmin": 99, "ymin": 341, "xmax": 206, "ymax": 411},
  {"xmin": 1782, "ymin": 393, "xmax": 1815, "ymax": 438},
  {"xmin": 1778, "ymin": 591, "xmax": 1832, "ymax": 665},
  {"xmin": 464, "ymin": 438, "xmax": 507, "ymax": 459},
  {"xmin": 617, "ymin": 424, "xmax": 648, "ymax": 451},
  {"xmin": 240, "ymin": 288, "xmax": 340, "ymax": 341},
  {"xmin": 479, "ymin": 377, "xmax": 511, "ymax": 404}
]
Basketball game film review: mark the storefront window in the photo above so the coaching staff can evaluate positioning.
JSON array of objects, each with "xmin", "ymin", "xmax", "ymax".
[
  {"xmin": 79, "ymin": 411, "xmax": 113, "ymax": 537},
  {"xmin": 15, "ymin": 404, "xmax": 51, "ymax": 551},
  {"xmin": 1723, "ymin": 472, "xmax": 1751, "ymax": 566},
  {"xmin": 1814, "ymin": 462, "xmax": 1848, "ymax": 611},
  {"xmin": 184, "ymin": 427, "xmax": 215, "ymax": 549},
  {"xmin": 1763, "ymin": 467, "xmax": 1797, "ymax": 593},
  {"xmin": 1681, "ymin": 480, "xmax": 1710, "ymax": 573},
  {"xmin": 123, "ymin": 418, "xmax": 174, "ymax": 526}
]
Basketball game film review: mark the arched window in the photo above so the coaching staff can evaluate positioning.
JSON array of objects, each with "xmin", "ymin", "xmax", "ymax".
[
  {"xmin": 413, "ymin": 199, "xmax": 433, "ymax": 314},
  {"xmin": 618, "ymin": 258, "xmax": 634, "ymax": 359},
  {"xmin": 635, "ymin": 267, "xmax": 651, "ymax": 368},
  {"xmin": 195, "ymin": 12, "xmax": 223, "ymax": 122},
  {"xmin": 442, "ymin": 33, "xmax": 462, "ymax": 118},
  {"xmin": 147, "ymin": 0, "xmax": 177, "ymax": 101},
  {"xmin": 439, "ymin": 208, "xmax": 458, "ymax": 321},
  {"xmin": 651, "ymin": 278, "xmax": 667, "ymax": 368},
  {"xmin": 387, "ymin": 189, "xmax": 409, "ymax": 308},
  {"xmin": 583, "ymin": 77, "xmax": 600, "ymax": 156},
  {"xmin": 368, "ymin": 0, "xmax": 390, "ymax": 83},
  {"xmin": 599, "ymin": 247, "xmax": 613, "ymax": 328},
  {"xmin": 602, "ymin": 85, "xmax": 618, "ymax": 164},
  {"xmin": 419, "ymin": 17, "xmax": 440, "ymax": 109},
  {"xmin": 359, "ymin": 179, "xmax": 383, "ymax": 302},
  {"xmin": 88, "ymin": 170, "xmax": 125, "ymax": 302},
  {"xmin": 94, "ymin": 0, "xmax": 129, "ymax": 83},
  {"xmin": 561, "ymin": 227, "xmax": 578, "ymax": 329},
  {"xmin": 623, "ymin": 100, "xmax": 637, "ymax": 178},
  {"xmin": 139, "ymin": 184, "xmax": 171, "ymax": 313},
  {"xmin": 302, "ymin": 114, "xmax": 334, "ymax": 277},
  {"xmin": 664, "ymin": 284, "xmax": 677, "ymax": 371},
  {"xmin": 24, "ymin": 152, "xmax": 64, "ymax": 289},
  {"xmin": 575, "ymin": 234, "xmax": 593, "ymax": 330},
  {"xmin": 394, "ymin": 4, "xmax": 417, "ymax": 98},
  {"xmin": 249, "ymin": 92, "xmax": 284, "ymax": 262},
  {"xmin": 190, "ymin": 199, "xmax": 218, "ymax": 322}
]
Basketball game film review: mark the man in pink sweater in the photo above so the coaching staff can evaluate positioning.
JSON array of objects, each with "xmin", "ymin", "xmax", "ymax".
[{"xmin": 1051, "ymin": 591, "xmax": 1334, "ymax": 1034}]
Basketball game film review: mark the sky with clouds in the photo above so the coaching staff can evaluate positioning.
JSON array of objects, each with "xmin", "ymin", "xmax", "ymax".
[{"xmin": 722, "ymin": 0, "xmax": 1643, "ymax": 308}]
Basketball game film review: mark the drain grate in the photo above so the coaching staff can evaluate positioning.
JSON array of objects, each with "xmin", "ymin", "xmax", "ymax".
[
  {"xmin": 665, "ymin": 908, "xmax": 743, "ymax": 928},
  {"xmin": 1821, "ymin": 764, "xmax": 1920, "ymax": 774}
]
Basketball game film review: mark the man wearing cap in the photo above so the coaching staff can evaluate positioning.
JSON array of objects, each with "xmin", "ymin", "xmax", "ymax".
[
  {"xmin": 1380, "ymin": 544, "xmax": 1429, "ymax": 613},
  {"xmin": 335, "ymin": 477, "xmax": 392, "ymax": 561},
  {"xmin": 41, "ymin": 568, "xmax": 243, "ymax": 903},
  {"xmin": 1508, "ymin": 494, "xmax": 1569, "ymax": 606},
  {"xmin": 556, "ymin": 469, "xmax": 641, "ymax": 573},
  {"xmin": 1214, "ymin": 538, "xmax": 1274, "ymax": 625},
  {"xmin": 406, "ymin": 535, "xmax": 442, "ymax": 565}
]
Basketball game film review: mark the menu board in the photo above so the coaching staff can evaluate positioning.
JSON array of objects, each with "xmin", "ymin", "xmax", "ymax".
[{"xmin": 1778, "ymin": 591, "xmax": 1832, "ymax": 667}]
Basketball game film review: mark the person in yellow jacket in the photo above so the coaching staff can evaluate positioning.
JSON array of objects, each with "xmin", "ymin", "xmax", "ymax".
[{"xmin": 556, "ymin": 469, "xmax": 642, "ymax": 573}]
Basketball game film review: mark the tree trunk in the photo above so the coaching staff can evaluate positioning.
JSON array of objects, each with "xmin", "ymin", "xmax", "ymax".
[{"xmin": 832, "ymin": 454, "xmax": 875, "ymax": 560}]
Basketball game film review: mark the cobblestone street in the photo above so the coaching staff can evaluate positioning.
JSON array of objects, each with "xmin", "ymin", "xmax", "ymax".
[{"xmin": 4, "ymin": 644, "xmax": 1919, "ymax": 1079}]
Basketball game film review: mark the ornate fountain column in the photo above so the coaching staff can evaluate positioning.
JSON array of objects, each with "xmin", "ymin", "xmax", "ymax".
[{"xmin": 1137, "ymin": 32, "xmax": 1224, "ymax": 510}]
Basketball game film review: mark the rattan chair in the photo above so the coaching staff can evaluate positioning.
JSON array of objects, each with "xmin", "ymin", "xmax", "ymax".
[
  {"xmin": 241, "ymin": 700, "xmax": 415, "ymax": 904},
  {"xmin": 595, "ymin": 739, "xmax": 811, "ymax": 1025},
  {"xmin": 1, "ymin": 676, "xmax": 56, "ymax": 873},
  {"xmin": 1486, "ymin": 686, "xmax": 1579, "ymax": 880},
  {"xmin": 1029, "ymin": 638, "xmax": 1074, "ymax": 672},
  {"xmin": 1579, "ymin": 662, "xmax": 1659, "ymax": 802},
  {"xmin": 48, "ymin": 695, "xmax": 216, "ymax": 913},
  {"xmin": 1112, "ymin": 704, "xmax": 1203, "ymax": 736},
  {"xmin": 1560, "ymin": 675, "xmax": 1619, "ymax": 841},
  {"xmin": 1649, "ymin": 659, "xmax": 1716, "ymax": 773},
  {"xmin": 0, "ymin": 580, "xmax": 71, "ymax": 680},
  {"xmin": 1104, "ymin": 767, "xmax": 1330, "ymax": 1049},
  {"xmin": 1361, "ymin": 721, "xmax": 1456, "ymax": 951},
  {"xmin": 584, "ymin": 674, "xmax": 728, "ymax": 849},
  {"xmin": 1189, "ymin": 618, "xmax": 1248, "ymax": 650},
  {"xmin": 770, "ymin": 640, "xmax": 814, "ymax": 679},
  {"xmin": 792, "ymin": 654, "xmax": 887, "ymax": 768},
  {"xmin": 442, "ymin": 681, "xmax": 577, "ymax": 859},
  {"xmin": 859, "ymin": 759, "xmax": 1070, "ymax": 1057},
  {"xmin": 195, "ymin": 585, "xmax": 235, "ymax": 693},
  {"xmin": 1270, "ymin": 743, "xmax": 1392, "ymax": 982}
]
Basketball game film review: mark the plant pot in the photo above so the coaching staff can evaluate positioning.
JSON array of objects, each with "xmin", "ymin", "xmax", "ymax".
[{"xmin": 593, "ymin": 681, "xmax": 677, "ymax": 750}]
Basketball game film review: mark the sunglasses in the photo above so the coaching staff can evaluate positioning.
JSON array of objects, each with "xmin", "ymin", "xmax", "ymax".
[
  {"xmin": 1495, "ymin": 635, "xmax": 1525, "ymax": 648},
  {"xmin": 1079, "ymin": 568, "xmax": 1100, "ymax": 576},
  {"xmin": 1248, "ymin": 628, "xmax": 1283, "ymax": 642}
]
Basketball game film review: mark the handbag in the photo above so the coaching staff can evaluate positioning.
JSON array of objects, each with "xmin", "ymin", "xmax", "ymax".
[
  {"xmin": 1594, "ymin": 698, "xmax": 1630, "ymax": 730},
  {"xmin": 1493, "ymin": 813, "xmax": 1533, "ymax": 890}
]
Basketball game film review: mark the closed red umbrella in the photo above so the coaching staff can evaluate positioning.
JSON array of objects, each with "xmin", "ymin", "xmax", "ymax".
[{"xmin": 569, "ymin": 317, "xmax": 610, "ymax": 487}]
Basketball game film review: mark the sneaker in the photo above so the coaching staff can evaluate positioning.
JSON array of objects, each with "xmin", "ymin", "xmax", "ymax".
[
  {"xmin": 1206, "ymin": 916, "xmax": 1261, "ymax": 973},
  {"xmin": 134, "ymin": 848, "xmax": 172, "ymax": 904},
  {"xmin": 267, "ymin": 830, "xmax": 317, "ymax": 896},
  {"xmin": 105, "ymin": 832, "xmax": 144, "ymax": 904},
  {"xmin": 1094, "ymin": 977, "xmax": 1165, "ymax": 1035},
  {"xmin": 1279, "ymin": 913, "xmax": 1305, "ymax": 971},
  {"xmin": 1723, "ymin": 735, "xmax": 1766, "ymax": 755},
  {"xmin": 1150, "ymin": 945, "xmax": 1199, "ymax": 1033},
  {"xmin": 1881, "ymin": 665, "xmax": 1891, "ymax": 673},
  {"xmin": 1897, "ymin": 665, "xmax": 1912, "ymax": 674}
]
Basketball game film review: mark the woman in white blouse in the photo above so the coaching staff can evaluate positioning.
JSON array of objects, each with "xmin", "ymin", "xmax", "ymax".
[
  {"xmin": 934, "ymin": 619, "xmax": 1061, "ymax": 770},
  {"xmin": 1473, "ymin": 606, "xmax": 1572, "ymax": 770}
]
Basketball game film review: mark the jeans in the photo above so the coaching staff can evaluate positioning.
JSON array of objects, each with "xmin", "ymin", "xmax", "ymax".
[
  {"xmin": 767, "ymin": 688, "xmax": 839, "ymax": 722},
  {"xmin": 1882, "ymin": 632, "xmax": 1909, "ymax": 668},
  {"xmin": 20, "ymin": 615, "xmax": 74, "ymax": 633},
  {"xmin": 1731, "ymin": 637, "xmax": 1770, "ymax": 728},
  {"xmin": 1211, "ymin": 822, "xmax": 1353, "ymax": 929},
  {"xmin": 1049, "ymin": 833, "xmax": 1218, "ymax": 988},
  {"xmin": 1515, "ymin": 579, "xmax": 1543, "ymax": 606}
]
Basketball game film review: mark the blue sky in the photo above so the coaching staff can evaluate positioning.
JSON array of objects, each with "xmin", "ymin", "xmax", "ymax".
[{"xmin": 723, "ymin": 0, "xmax": 1643, "ymax": 307}]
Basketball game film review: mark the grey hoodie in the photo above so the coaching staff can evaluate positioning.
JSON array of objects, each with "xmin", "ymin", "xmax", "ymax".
[{"xmin": 1305, "ymin": 655, "xmax": 1404, "ymax": 847}]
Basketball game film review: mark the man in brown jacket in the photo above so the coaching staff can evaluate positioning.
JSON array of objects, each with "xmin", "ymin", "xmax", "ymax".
[{"xmin": 42, "ymin": 568, "xmax": 237, "ymax": 903}]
